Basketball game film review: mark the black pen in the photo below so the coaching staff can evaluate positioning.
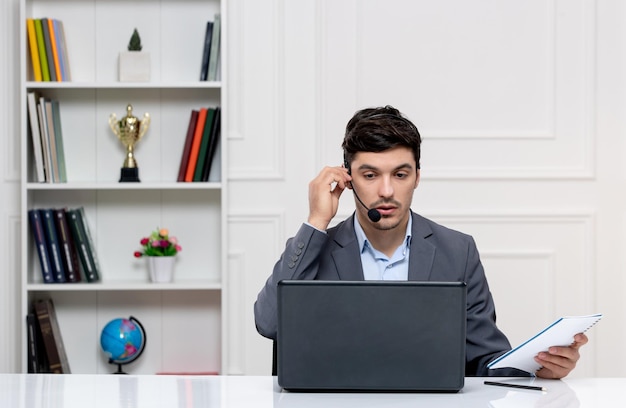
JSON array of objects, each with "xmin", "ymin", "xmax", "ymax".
[{"xmin": 484, "ymin": 380, "xmax": 546, "ymax": 392}]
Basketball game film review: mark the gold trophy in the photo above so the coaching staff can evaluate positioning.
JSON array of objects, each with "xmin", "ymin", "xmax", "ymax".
[{"xmin": 109, "ymin": 104, "xmax": 150, "ymax": 182}]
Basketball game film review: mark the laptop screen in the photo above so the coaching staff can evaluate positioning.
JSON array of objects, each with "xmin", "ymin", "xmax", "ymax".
[{"xmin": 277, "ymin": 280, "xmax": 467, "ymax": 392}]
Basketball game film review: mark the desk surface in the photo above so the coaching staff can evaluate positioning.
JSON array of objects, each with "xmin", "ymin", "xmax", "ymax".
[{"xmin": 0, "ymin": 374, "xmax": 624, "ymax": 408}]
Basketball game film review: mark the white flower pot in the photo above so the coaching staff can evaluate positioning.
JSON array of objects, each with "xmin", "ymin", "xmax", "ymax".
[
  {"xmin": 119, "ymin": 51, "xmax": 151, "ymax": 82},
  {"xmin": 147, "ymin": 256, "xmax": 176, "ymax": 283}
]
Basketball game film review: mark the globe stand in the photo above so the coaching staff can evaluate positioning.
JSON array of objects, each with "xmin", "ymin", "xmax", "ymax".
[
  {"xmin": 111, "ymin": 361, "xmax": 129, "ymax": 375},
  {"xmin": 101, "ymin": 316, "xmax": 147, "ymax": 375}
]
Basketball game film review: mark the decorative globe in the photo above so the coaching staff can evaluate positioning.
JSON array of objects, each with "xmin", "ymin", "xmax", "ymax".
[{"xmin": 100, "ymin": 316, "xmax": 146, "ymax": 374}]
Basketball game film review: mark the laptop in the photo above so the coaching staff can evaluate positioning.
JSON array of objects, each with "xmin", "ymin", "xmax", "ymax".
[{"xmin": 277, "ymin": 280, "xmax": 467, "ymax": 392}]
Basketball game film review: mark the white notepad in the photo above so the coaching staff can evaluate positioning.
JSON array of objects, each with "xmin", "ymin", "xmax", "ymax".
[{"xmin": 488, "ymin": 313, "xmax": 602, "ymax": 373}]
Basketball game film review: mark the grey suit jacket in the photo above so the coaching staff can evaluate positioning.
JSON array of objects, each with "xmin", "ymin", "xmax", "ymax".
[{"xmin": 254, "ymin": 211, "xmax": 524, "ymax": 376}]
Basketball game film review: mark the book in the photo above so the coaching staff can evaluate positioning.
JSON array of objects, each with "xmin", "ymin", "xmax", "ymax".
[
  {"xmin": 27, "ymin": 313, "xmax": 49, "ymax": 373},
  {"xmin": 34, "ymin": 299, "xmax": 71, "ymax": 373},
  {"xmin": 44, "ymin": 100, "xmax": 60, "ymax": 182},
  {"xmin": 40, "ymin": 208, "xmax": 66, "ymax": 283},
  {"xmin": 488, "ymin": 313, "xmax": 603, "ymax": 373},
  {"xmin": 28, "ymin": 209, "xmax": 54, "ymax": 283},
  {"xmin": 40, "ymin": 18, "xmax": 57, "ymax": 82},
  {"xmin": 34, "ymin": 19, "xmax": 50, "ymax": 82},
  {"xmin": 53, "ymin": 208, "xmax": 81, "ymax": 283},
  {"xmin": 26, "ymin": 19, "xmax": 43, "ymax": 81},
  {"xmin": 201, "ymin": 106, "xmax": 221, "ymax": 181},
  {"xmin": 46, "ymin": 18, "xmax": 62, "ymax": 82},
  {"xmin": 54, "ymin": 20, "xmax": 71, "ymax": 81},
  {"xmin": 199, "ymin": 21, "xmax": 214, "ymax": 81},
  {"xmin": 184, "ymin": 107, "xmax": 208, "ymax": 182},
  {"xmin": 51, "ymin": 100, "xmax": 67, "ymax": 182},
  {"xmin": 207, "ymin": 13, "xmax": 221, "ymax": 81},
  {"xmin": 193, "ymin": 108, "xmax": 215, "ymax": 181},
  {"xmin": 26, "ymin": 92, "xmax": 46, "ymax": 182},
  {"xmin": 37, "ymin": 96, "xmax": 53, "ymax": 182},
  {"xmin": 67, "ymin": 208, "xmax": 100, "ymax": 282},
  {"xmin": 78, "ymin": 207, "xmax": 101, "ymax": 282},
  {"xmin": 177, "ymin": 110, "xmax": 199, "ymax": 182}
]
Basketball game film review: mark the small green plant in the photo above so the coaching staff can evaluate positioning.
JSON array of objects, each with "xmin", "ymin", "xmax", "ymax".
[{"xmin": 128, "ymin": 28, "xmax": 143, "ymax": 51}]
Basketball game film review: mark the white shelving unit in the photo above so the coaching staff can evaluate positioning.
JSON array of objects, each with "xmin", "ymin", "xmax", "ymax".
[{"xmin": 19, "ymin": 0, "xmax": 227, "ymax": 374}]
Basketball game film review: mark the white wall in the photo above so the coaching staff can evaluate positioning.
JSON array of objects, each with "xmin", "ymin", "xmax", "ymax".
[{"xmin": 2, "ymin": 0, "xmax": 625, "ymax": 377}]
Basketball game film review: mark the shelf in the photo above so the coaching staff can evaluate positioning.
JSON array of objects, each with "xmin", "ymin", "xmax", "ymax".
[
  {"xmin": 25, "ymin": 81, "xmax": 222, "ymax": 90},
  {"xmin": 25, "ymin": 182, "xmax": 223, "ymax": 191},
  {"xmin": 26, "ymin": 279, "xmax": 222, "ymax": 292}
]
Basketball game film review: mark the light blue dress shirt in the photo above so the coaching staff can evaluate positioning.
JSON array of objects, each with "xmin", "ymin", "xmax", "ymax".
[{"xmin": 354, "ymin": 216, "xmax": 412, "ymax": 281}]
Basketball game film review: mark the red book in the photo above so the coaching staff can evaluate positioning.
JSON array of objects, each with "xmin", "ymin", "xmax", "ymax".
[
  {"xmin": 177, "ymin": 110, "xmax": 199, "ymax": 182},
  {"xmin": 184, "ymin": 108, "xmax": 208, "ymax": 182}
]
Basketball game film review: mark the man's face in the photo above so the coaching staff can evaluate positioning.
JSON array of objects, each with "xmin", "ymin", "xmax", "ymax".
[{"xmin": 350, "ymin": 146, "xmax": 420, "ymax": 231}]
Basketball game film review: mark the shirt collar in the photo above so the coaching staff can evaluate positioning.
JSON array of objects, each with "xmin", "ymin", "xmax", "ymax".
[{"xmin": 354, "ymin": 213, "xmax": 413, "ymax": 254}]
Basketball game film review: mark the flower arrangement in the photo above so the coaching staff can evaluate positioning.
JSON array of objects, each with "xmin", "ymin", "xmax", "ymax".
[{"xmin": 134, "ymin": 228, "xmax": 181, "ymax": 257}]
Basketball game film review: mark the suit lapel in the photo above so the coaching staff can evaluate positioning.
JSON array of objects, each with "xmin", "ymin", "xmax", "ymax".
[
  {"xmin": 408, "ymin": 212, "xmax": 436, "ymax": 281},
  {"xmin": 331, "ymin": 215, "xmax": 364, "ymax": 281}
]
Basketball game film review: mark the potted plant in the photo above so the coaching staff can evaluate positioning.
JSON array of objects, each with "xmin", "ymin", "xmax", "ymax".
[
  {"xmin": 119, "ymin": 28, "xmax": 150, "ymax": 82},
  {"xmin": 134, "ymin": 227, "xmax": 182, "ymax": 282}
]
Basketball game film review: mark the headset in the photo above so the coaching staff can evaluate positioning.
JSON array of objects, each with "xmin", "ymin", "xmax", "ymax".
[{"xmin": 344, "ymin": 157, "xmax": 382, "ymax": 223}]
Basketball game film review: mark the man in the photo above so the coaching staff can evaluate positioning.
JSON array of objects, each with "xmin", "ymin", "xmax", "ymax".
[{"xmin": 254, "ymin": 105, "xmax": 587, "ymax": 378}]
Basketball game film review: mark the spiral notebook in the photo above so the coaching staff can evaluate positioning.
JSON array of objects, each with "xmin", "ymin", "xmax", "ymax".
[{"xmin": 488, "ymin": 313, "xmax": 602, "ymax": 373}]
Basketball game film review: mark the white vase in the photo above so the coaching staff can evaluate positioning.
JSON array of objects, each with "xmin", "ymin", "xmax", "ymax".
[
  {"xmin": 119, "ymin": 51, "xmax": 151, "ymax": 82},
  {"xmin": 147, "ymin": 256, "xmax": 176, "ymax": 283}
]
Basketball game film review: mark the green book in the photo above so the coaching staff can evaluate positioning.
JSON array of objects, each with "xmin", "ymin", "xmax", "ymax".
[
  {"xmin": 193, "ymin": 108, "xmax": 215, "ymax": 181},
  {"xmin": 51, "ymin": 100, "xmax": 67, "ymax": 182},
  {"xmin": 34, "ymin": 19, "xmax": 51, "ymax": 82}
]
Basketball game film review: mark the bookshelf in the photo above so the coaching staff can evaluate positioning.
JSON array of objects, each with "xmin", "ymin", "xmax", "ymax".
[{"xmin": 19, "ymin": 0, "xmax": 227, "ymax": 374}]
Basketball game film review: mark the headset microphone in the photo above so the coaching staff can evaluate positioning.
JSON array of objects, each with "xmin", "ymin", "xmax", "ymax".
[
  {"xmin": 344, "ymin": 158, "xmax": 381, "ymax": 223},
  {"xmin": 352, "ymin": 188, "xmax": 382, "ymax": 223}
]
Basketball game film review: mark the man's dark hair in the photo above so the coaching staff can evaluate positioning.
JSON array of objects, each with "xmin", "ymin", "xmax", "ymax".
[{"xmin": 342, "ymin": 105, "xmax": 421, "ymax": 170}]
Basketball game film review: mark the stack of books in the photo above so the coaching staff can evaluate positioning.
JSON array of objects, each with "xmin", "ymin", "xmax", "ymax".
[
  {"xmin": 199, "ymin": 13, "xmax": 221, "ymax": 82},
  {"xmin": 27, "ymin": 298, "xmax": 71, "ymax": 374},
  {"xmin": 177, "ymin": 106, "xmax": 221, "ymax": 182},
  {"xmin": 27, "ymin": 92, "xmax": 67, "ymax": 183},
  {"xmin": 28, "ymin": 207, "xmax": 101, "ymax": 284},
  {"xmin": 26, "ymin": 18, "xmax": 71, "ymax": 82}
]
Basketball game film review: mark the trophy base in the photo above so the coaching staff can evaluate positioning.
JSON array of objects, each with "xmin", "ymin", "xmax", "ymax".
[{"xmin": 119, "ymin": 167, "xmax": 140, "ymax": 182}]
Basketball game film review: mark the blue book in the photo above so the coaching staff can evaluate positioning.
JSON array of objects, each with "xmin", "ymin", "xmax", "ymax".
[
  {"xmin": 28, "ymin": 209, "xmax": 54, "ymax": 283},
  {"xmin": 39, "ymin": 209, "xmax": 66, "ymax": 283}
]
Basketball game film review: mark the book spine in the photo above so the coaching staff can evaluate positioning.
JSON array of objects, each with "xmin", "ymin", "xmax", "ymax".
[
  {"xmin": 199, "ymin": 21, "xmax": 213, "ymax": 81},
  {"xmin": 78, "ymin": 207, "xmax": 101, "ymax": 282},
  {"xmin": 40, "ymin": 209, "xmax": 66, "ymax": 283},
  {"xmin": 44, "ymin": 100, "xmax": 60, "ymax": 183},
  {"xmin": 40, "ymin": 18, "xmax": 57, "ymax": 82},
  {"xmin": 67, "ymin": 209, "xmax": 95, "ymax": 282},
  {"xmin": 51, "ymin": 100, "xmax": 67, "ymax": 182},
  {"xmin": 202, "ymin": 106, "xmax": 221, "ymax": 181},
  {"xmin": 28, "ymin": 209, "xmax": 54, "ymax": 283},
  {"xmin": 53, "ymin": 208, "xmax": 81, "ymax": 283},
  {"xmin": 26, "ymin": 19, "xmax": 43, "ymax": 81},
  {"xmin": 184, "ymin": 108, "xmax": 208, "ymax": 182},
  {"xmin": 26, "ymin": 313, "xmax": 37, "ymax": 373},
  {"xmin": 46, "ymin": 18, "xmax": 62, "ymax": 82},
  {"xmin": 34, "ymin": 300, "xmax": 62, "ymax": 373},
  {"xmin": 56, "ymin": 20, "xmax": 71, "ymax": 81},
  {"xmin": 27, "ymin": 92, "xmax": 46, "ymax": 182},
  {"xmin": 34, "ymin": 19, "xmax": 50, "ymax": 82},
  {"xmin": 207, "ymin": 13, "xmax": 221, "ymax": 81},
  {"xmin": 37, "ymin": 97, "xmax": 53, "ymax": 183},
  {"xmin": 35, "ymin": 299, "xmax": 70, "ymax": 373},
  {"xmin": 193, "ymin": 108, "xmax": 215, "ymax": 181},
  {"xmin": 177, "ymin": 110, "xmax": 199, "ymax": 182}
]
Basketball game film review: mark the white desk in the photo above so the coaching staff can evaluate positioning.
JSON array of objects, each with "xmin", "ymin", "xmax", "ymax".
[{"xmin": 0, "ymin": 375, "xmax": 624, "ymax": 408}]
